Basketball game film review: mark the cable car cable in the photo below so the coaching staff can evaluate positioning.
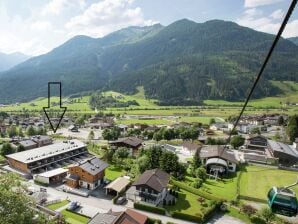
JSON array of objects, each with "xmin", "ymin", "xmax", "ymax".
[{"xmin": 225, "ymin": 0, "xmax": 297, "ymax": 146}]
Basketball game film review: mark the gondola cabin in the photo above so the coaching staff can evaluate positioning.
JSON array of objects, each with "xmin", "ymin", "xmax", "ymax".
[{"xmin": 267, "ymin": 187, "xmax": 298, "ymax": 217}]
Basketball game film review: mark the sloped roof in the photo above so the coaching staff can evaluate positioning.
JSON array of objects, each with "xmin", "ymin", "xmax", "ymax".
[
  {"xmin": 79, "ymin": 157, "xmax": 109, "ymax": 176},
  {"xmin": 105, "ymin": 177, "xmax": 130, "ymax": 193},
  {"xmin": 110, "ymin": 137, "xmax": 143, "ymax": 147},
  {"xmin": 114, "ymin": 209, "xmax": 147, "ymax": 224},
  {"xmin": 133, "ymin": 169, "xmax": 170, "ymax": 193},
  {"xmin": 200, "ymin": 145, "xmax": 239, "ymax": 164},
  {"xmin": 182, "ymin": 141, "xmax": 201, "ymax": 151}
]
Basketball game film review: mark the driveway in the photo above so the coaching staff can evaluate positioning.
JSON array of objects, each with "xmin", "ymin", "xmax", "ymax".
[{"xmin": 29, "ymin": 182, "xmax": 245, "ymax": 224}]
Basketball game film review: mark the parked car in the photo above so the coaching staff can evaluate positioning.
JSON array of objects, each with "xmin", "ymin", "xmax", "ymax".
[
  {"xmin": 116, "ymin": 196, "xmax": 127, "ymax": 205},
  {"xmin": 68, "ymin": 201, "xmax": 80, "ymax": 211}
]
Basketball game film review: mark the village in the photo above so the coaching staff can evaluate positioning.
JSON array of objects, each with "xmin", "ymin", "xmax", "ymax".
[{"xmin": 0, "ymin": 110, "xmax": 297, "ymax": 224}]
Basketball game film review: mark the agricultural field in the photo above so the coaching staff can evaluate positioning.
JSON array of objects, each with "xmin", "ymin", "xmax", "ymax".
[{"xmin": 2, "ymin": 82, "xmax": 298, "ymax": 126}]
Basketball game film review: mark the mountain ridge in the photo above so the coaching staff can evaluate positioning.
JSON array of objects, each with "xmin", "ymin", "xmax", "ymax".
[{"xmin": 0, "ymin": 19, "xmax": 297, "ymax": 105}]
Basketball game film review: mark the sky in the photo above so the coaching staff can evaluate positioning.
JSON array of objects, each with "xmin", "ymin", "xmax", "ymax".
[{"xmin": 0, "ymin": 0, "xmax": 297, "ymax": 56}]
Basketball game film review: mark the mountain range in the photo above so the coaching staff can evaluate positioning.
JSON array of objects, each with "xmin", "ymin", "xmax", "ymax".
[
  {"xmin": 0, "ymin": 19, "xmax": 298, "ymax": 105},
  {"xmin": 288, "ymin": 37, "xmax": 298, "ymax": 46},
  {"xmin": 0, "ymin": 52, "xmax": 30, "ymax": 72}
]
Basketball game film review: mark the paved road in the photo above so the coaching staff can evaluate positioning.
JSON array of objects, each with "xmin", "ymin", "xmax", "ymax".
[{"xmin": 30, "ymin": 181, "xmax": 244, "ymax": 224}]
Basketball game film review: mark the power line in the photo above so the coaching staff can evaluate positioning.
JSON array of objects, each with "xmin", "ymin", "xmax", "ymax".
[{"xmin": 226, "ymin": 0, "xmax": 297, "ymax": 145}]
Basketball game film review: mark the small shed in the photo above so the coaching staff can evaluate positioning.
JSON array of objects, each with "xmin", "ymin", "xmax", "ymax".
[
  {"xmin": 34, "ymin": 168, "xmax": 68, "ymax": 185},
  {"xmin": 105, "ymin": 177, "xmax": 130, "ymax": 196}
]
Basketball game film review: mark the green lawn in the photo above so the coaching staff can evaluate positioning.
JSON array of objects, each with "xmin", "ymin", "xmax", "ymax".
[
  {"xmin": 240, "ymin": 165, "xmax": 298, "ymax": 202},
  {"xmin": 116, "ymin": 118, "xmax": 172, "ymax": 125},
  {"xmin": 201, "ymin": 173, "xmax": 239, "ymax": 201},
  {"xmin": 105, "ymin": 164, "xmax": 125, "ymax": 181},
  {"xmin": 165, "ymin": 189, "xmax": 207, "ymax": 217},
  {"xmin": 225, "ymin": 206, "xmax": 251, "ymax": 224},
  {"xmin": 60, "ymin": 209, "xmax": 90, "ymax": 224},
  {"xmin": 47, "ymin": 200, "xmax": 69, "ymax": 210}
]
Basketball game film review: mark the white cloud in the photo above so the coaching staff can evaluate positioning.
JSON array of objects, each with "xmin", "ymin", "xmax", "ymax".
[
  {"xmin": 244, "ymin": 0, "xmax": 285, "ymax": 8},
  {"xmin": 270, "ymin": 9, "xmax": 284, "ymax": 19},
  {"xmin": 31, "ymin": 21, "xmax": 52, "ymax": 31},
  {"xmin": 65, "ymin": 0, "xmax": 157, "ymax": 37},
  {"xmin": 237, "ymin": 7, "xmax": 298, "ymax": 38},
  {"xmin": 42, "ymin": 0, "xmax": 86, "ymax": 15}
]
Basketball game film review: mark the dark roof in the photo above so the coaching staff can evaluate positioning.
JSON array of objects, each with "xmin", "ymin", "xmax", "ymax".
[
  {"xmin": 247, "ymin": 134, "xmax": 267, "ymax": 140},
  {"xmin": 114, "ymin": 209, "xmax": 147, "ymax": 224},
  {"xmin": 19, "ymin": 140, "xmax": 37, "ymax": 147},
  {"xmin": 268, "ymin": 140, "xmax": 298, "ymax": 158},
  {"xmin": 133, "ymin": 169, "xmax": 170, "ymax": 193},
  {"xmin": 182, "ymin": 141, "xmax": 201, "ymax": 151},
  {"xmin": 66, "ymin": 174, "xmax": 80, "ymax": 181},
  {"xmin": 200, "ymin": 145, "xmax": 239, "ymax": 164},
  {"xmin": 31, "ymin": 135, "xmax": 51, "ymax": 142},
  {"xmin": 110, "ymin": 137, "xmax": 143, "ymax": 148},
  {"xmin": 79, "ymin": 157, "xmax": 109, "ymax": 176}
]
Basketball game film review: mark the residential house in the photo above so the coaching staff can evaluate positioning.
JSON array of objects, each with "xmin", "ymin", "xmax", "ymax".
[
  {"xmin": 267, "ymin": 140, "xmax": 298, "ymax": 166},
  {"xmin": 19, "ymin": 140, "xmax": 38, "ymax": 150},
  {"xmin": 66, "ymin": 156, "xmax": 108, "ymax": 190},
  {"xmin": 109, "ymin": 137, "xmax": 143, "ymax": 156},
  {"xmin": 128, "ymin": 169, "xmax": 170, "ymax": 205},
  {"xmin": 181, "ymin": 141, "xmax": 201, "ymax": 156},
  {"xmin": 31, "ymin": 135, "xmax": 53, "ymax": 147},
  {"xmin": 245, "ymin": 135, "xmax": 268, "ymax": 151},
  {"xmin": 88, "ymin": 209, "xmax": 148, "ymax": 224},
  {"xmin": 200, "ymin": 145, "xmax": 239, "ymax": 175}
]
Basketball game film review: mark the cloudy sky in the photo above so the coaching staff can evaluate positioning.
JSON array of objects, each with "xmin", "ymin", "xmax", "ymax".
[{"xmin": 0, "ymin": 0, "xmax": 297, "ymax": 56}]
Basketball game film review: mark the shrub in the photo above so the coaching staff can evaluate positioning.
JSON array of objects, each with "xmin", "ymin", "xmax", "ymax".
[
  {"xmin": 250, "ymin": 215, "xmax": 266, "ymax": 224},
  {"xmin": 241, "ymin": 204, "xmax": 257, "ymax": 217},
  {"xmin": 171, "ymin": 179, "xmax": 223, "ymax": 201},
  {"xmin": 133, "ymin": 203, "xmax": 166, "ymax": 215},
  {"xmin": 148, "ymin": 218, "xmax": 162, "ymax": 224},
  {"xmin": 34, "ymin": 179, "xmax": 49, "ymax": 187},
  {"xmin": 171, "ymin": 212, "xmax": 202, "ymax": 223}
]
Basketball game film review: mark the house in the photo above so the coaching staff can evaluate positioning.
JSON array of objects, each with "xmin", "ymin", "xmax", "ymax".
[
  {"xmin": 161, "ymin": 144, "xmax": 177, "ymax": 153},
  {"xmin": 88, "ymin": 209, "xmax": 148, "ymax": 224},
  {"xmin": 267, "ymin": 140, "xmax": 298, "ymax": 166},
  {"xmin": 31, "ymin": 135, "xmax": 53, "ymax": 147},
  {"xmin": 181, "ymin": 141, "xmax": 201, "ymax": 155},
  {"xmin": 89, "ymin": 122, "xmax": 113, "ymax": 130},
  {"xmin": 245, "ymin": 135, "xmax": 268, "ymax": 151},
  {"xmin": 6, "ymin": 140, "xmax": 88, "ymax": 175},
  {"xmin": 109, "ymin": 137, "xmax": 143, "ymax": 156},
  {"xmin": 200, "ymin": 145, "xmax": 239, "ymax": 175},
  {"xmin": 117, "ymin": 124, "xmax": 129, "ymax": 133},
  {"xmin": 129, "ymin": 169, "xmax": 170, "ymax": 205},
  {"xmin": 18, "ymin": 140, "xmax": 38, "ymax": 150},
  {"xmin": 65, "ymin": 156, "xmax": 108, "ymax": 190},
  {"xmin": 210, "ymin": 123, "xmax": 227, "ymax": 131},
  {"xmin": 68, "ymin": 125, "xmax": 79, "ymax": 132}
]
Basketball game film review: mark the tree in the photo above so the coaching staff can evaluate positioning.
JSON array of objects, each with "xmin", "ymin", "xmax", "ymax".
[
  {"xmin": 26, "ymin": 126, "xmax": 36, "ymax": 136},
  {"xmin": 192, "ymin": 149, "xmax": 201, "ymax": 170},
  {"xmin": 286, "ymin": 115, "xmax": 298, "ymax": 142},
  {"xmin": 0, "ymin": 173, "xmax": 37, "ymax": 224},
  {"xmin": 209, "ymin": 118, "xmax": 216, "ymax": 125},
  {"xmin": 88, "ymin": 130, "xmax": 95, "ymax": 141},
  {"xmin": 102, "ymin": 127, "xmax": 120, "ymax": 141},
  {"xmin": 153, "ymin": 132, "xmax": 162, "ymax": 142},
  {"xmin": 1, "ymin": 143, "xmax": 15, "ymax": 156},
  {"xmin": 195, "ymin": 167, "xmax": 207, "ymax": 181},
  {"xmin": 160, "ymin": 151, "xmax": 179, "ymax": 173},
  {"xmin": 18, "ymin": 128, "xmax": 24, "ymax": 137},
  {"xmin": 113, "ymin": 147, "xmax": 129, "ymax": 165},
  {"xmin": 277, "ymin": 116, "xmax": 284, "ymax": 126},
  {"xmin": 230, "ymin": 135, "xmax": 245, "ymax": 149},
  {"xmin": 259, "ymin": 207, "xmax": 275, "ymax": 223},
  {"xmin": 250, "ymin": 127, "xmax": 261, "ymax": 135},
  {"xmin": 17, "ymin": 144, "xmax": 26, "ymax": 152},
  {"xmin": 7, "ymin": 126, "xmax": 17, "ymax": 138}
]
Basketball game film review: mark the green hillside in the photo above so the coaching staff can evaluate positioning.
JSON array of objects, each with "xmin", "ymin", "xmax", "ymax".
[{"xmin": 0, "ymin": 19, "xmax": 297, "ymax": 105}]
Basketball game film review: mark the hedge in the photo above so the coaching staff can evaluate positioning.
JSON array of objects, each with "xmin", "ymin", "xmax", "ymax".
[
  {"xmin": 34, "ymin": 179, "xmax": 49, "ymax": 187},
  {"xmin": 148, "ymin": 218, "xmax": 162, "ymax": 224},
  {"xmin": 133, "ymin": 202, "xmax": 166, "ymax": 215},
  {"xmin": 171, "ymin": 211, "xmax": 202, "ymax": 223},
  {"xmin": 65, "ymin": 209, "xmax": 91, "ymax": 219},
  {"xmin": 171, "ymin": 179, "xmax": 224, "ymax": 201},
  {"xmin": 202, "ymin": 201, "xmax": 222, "ymax": 222}
]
